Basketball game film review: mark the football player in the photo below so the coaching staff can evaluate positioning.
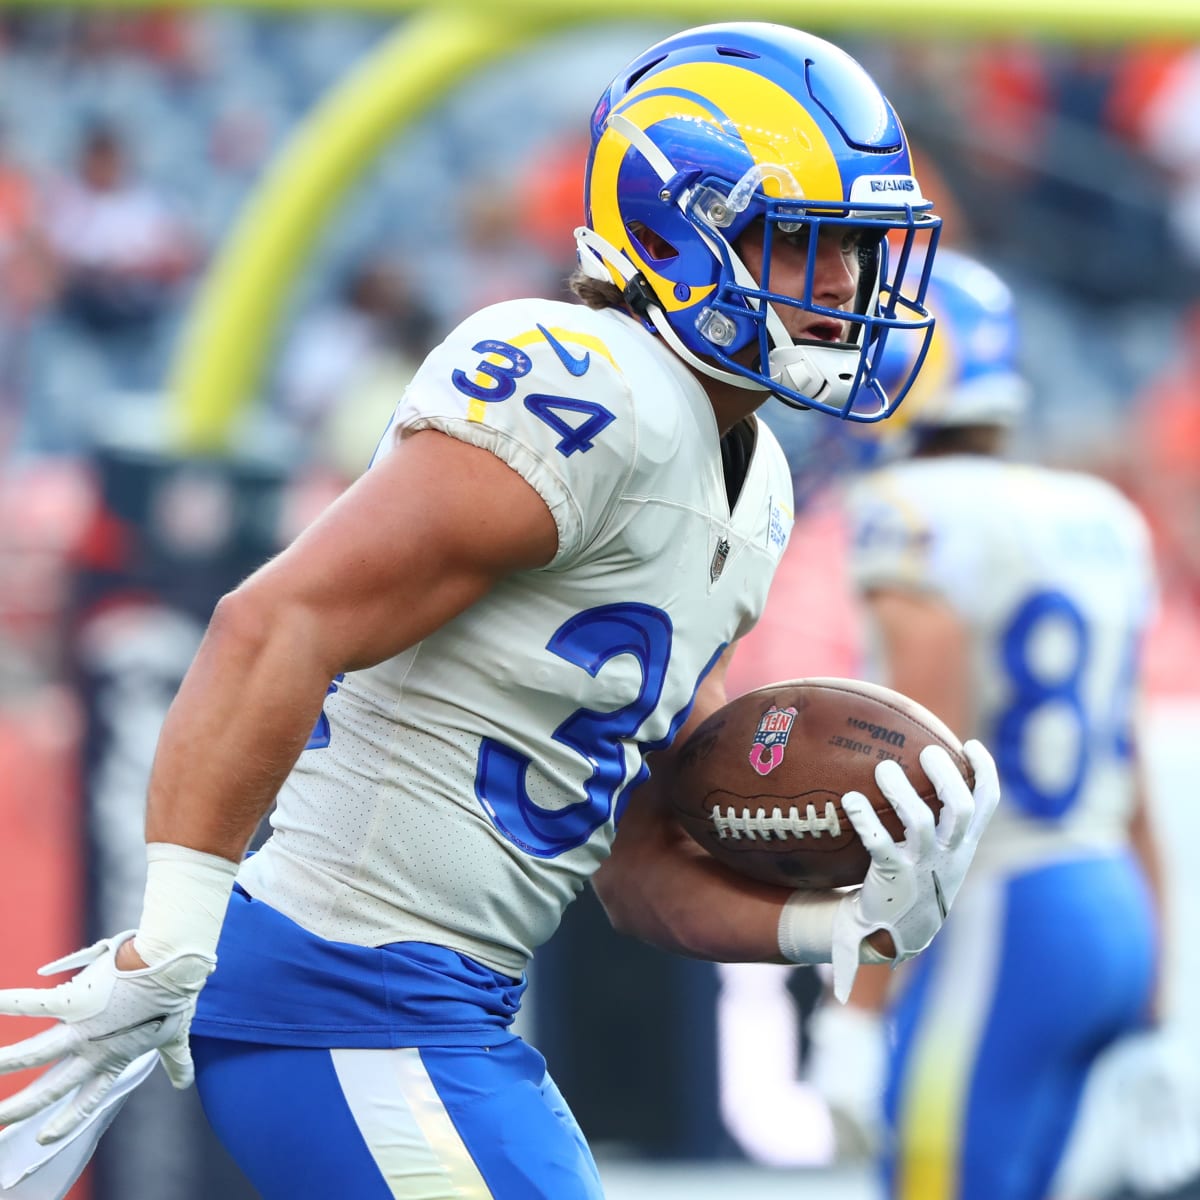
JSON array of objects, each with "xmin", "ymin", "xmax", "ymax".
[
  {"xmin": 0, "ymin": 24, "xmax": 999, "ymax": 1200},
  {"xmin": 806, "ymin": 248, "xmax": 1197, "ymax": 1200}
]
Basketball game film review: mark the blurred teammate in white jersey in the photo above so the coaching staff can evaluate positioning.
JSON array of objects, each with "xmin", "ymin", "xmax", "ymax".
[
  {"xmin": 0, "ymin": 25, "xmax": 1001, "ymax": 1200},
  {"xmin": 807, "ymin": 248, "xmax": 1197, "ymax": 1200}
]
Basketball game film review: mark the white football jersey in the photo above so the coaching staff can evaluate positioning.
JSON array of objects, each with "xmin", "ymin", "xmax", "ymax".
[
  {"xmin": 846, "ymin": 456, "xmax": 1157, "ymax": 868},
  {"xmin": 239, "ymin": 298, "xmax": 795, "ymax": 975}
]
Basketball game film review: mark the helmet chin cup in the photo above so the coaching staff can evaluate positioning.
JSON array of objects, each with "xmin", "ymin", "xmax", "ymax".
[{"xmin": 769, "ymin": 344, "xmax": 860, "ymax": 416}]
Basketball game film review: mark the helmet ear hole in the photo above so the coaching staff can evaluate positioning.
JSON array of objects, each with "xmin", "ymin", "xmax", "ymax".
[{"xmin": 627, "ymin": 222, "xmax": 678, "ymax": 264}]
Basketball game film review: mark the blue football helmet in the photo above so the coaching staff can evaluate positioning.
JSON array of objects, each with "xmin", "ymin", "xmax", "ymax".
[{"xmin": 576, "ymin": 21, "xmax": 942, "ymax": 421}]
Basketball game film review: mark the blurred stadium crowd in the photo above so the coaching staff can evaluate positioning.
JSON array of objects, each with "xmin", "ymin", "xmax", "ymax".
[
  {"xmin": 2, "ymin": 7, "xmax": 1196, "ymax": 744},
  {"xmin": 0, "ymin": 9, "xmax": 1198, "ymax": 1199},
  {"xmin": 0, "ymin": 12, "xmax": 1197, "ymax": 449}
]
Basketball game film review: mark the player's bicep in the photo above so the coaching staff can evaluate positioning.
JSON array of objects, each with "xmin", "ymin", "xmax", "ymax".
[
  {"xmin": 867, "ymin": 586, "xmax": 971, "ymax": 737},
  {"xmin": 234, "ymin": 428, "xmax": 558, "ymax": 673}
]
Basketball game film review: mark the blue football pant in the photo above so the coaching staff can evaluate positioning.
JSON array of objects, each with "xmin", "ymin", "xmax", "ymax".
[
  {"xmin": 882, "ymin": 853, "xmax": 1156, "ymax": 1200},
  {"xmin": 193, "ymin": 1036, "xmax": 604, "ymax": 1199}
]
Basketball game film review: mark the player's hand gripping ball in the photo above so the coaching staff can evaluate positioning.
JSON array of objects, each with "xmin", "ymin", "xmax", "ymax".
[{"xmin": 671, "ymin": 678, "xmax": 975, "ymax": 889}]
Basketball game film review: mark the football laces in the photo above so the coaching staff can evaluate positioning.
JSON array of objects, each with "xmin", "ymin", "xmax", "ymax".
[{"xmin": 710, "ymin": 800, "xmax": 843, "ymax": 841}]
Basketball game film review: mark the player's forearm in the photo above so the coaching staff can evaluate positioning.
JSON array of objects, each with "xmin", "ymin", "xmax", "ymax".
[
  {"xmin": 597, "ymin": 770, "xmax": 899, "ymax": 965},
  {"xmin": 868, "ymin": 589, "xmax": 971, "ymax": 736},
  {"xmin": 842, "ymin": 960, "xmax": 893, "ymax": 1011},
  {"xmin": 144, "ymin": 588, "xmax": 334, "ymax": 862},
  {"xmin": 1129, "ymin": 748, "xmax": 1166, "ymax": 916},
  {"xmin": 594, "ymin": 778, "xmax": 786, "ymax": 960},
  {"xmin": 599, "ymin": 834, "xmax": 898, "ymax": 971},
  {"xmin": 1128, "ymin": 742, "xmax": 1171, "ymax": 1017},
  {"xmin": 598, "ymin": 831, "xmax": 792, "ymax": 962}
]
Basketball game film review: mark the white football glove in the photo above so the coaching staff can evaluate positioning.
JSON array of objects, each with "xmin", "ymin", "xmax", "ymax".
[
  {"xmin": 1056, "ymin": 1026, "xmax": 1200, "ymax": 1200},
  {"xmin": 0, "ymin": 1051, "xmax": 157, "ymax": 1196},
  {"xmin": 1109, "ymin": 1027, "xmax": 1200, "ymax": 1196},
  {"xmin": 831, "ymin": 739, "xmax": 999, "ymax": 1002},
  {"xmin": 807, "ymin": 1002, "xmax": 888, "ymax": 1160},
  {"xmin": 0, "ymin": 932, "xmax": 214, "ymax": 1145}
]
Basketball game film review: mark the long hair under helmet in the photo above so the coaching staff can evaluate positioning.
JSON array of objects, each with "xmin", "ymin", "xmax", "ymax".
[{"xmin": 575, "ymin": 22, "xmax": 942, "ymax": 422}]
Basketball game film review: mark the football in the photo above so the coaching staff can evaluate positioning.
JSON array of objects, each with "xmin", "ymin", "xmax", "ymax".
[{"xmin": 670, "ymin": 677, "xmax": 974, "ymax": 889}]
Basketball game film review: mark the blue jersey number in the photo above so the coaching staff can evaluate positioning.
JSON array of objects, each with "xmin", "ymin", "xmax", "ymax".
[
  {"xmin": 995, "ymin": 590, "xmax": 1135, "ymax": 819},
  {"xmin": 476, "ymin": 603, "xmax": 721, "ymax": 858},
  {"xmin": 451, "ymin": 339, "xmax": 614, "ymax": 456}
]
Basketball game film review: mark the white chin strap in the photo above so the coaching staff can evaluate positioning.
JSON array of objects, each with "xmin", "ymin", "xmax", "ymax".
[{"xmin": 770, "ymin": 345, "xmax": 858, "ymax": 410}]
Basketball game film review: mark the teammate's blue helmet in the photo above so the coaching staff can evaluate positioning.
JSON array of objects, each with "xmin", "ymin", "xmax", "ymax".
[
  {"xmin": 879, "ymin": 247, "xmax": 1028, "ymax": 431},
  {"xmin": 575, "ymin": 22, "xmax": 942, "ymax": 422},
  {"xmin": 836, "ymin": 247, "xmax": 1029, "ymax": 467}
]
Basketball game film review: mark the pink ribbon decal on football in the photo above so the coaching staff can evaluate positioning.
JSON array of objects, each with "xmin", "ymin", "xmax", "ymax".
[{"xmin": 748, "ymin": 743, "xmax": 785, "ymax": 775}]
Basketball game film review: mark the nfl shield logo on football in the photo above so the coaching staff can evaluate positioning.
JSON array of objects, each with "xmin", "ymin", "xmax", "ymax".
[
  {"xmin": 748, "ymin": 704, "xmax": 798, "ymax": 776},
  {"xmin": 710, "ymin": 536, "xmax": 731, "ymax": 583}
]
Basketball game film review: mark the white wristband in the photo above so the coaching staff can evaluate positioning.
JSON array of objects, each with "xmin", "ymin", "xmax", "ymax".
[
  {"xmin": 133, "ymin": 842, "xmax": 239, "ymax": 966},
  {"xmin": 778, "ymin": 891, "xmax": 891, "ymax": 966}
]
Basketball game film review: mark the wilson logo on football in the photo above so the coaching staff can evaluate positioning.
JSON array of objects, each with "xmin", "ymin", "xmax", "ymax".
[{"xmin": 747, "ymin": 704, "xmax": 798, "ymax": 776}]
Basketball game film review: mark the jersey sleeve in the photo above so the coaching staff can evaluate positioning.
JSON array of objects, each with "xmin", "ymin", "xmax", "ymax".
[
  {"xmin": 844, "ymin": 469, "xmax": 949, "ymax": 596},
  {"xmin": 387, "ymin": 299, "xmax": 637, "ymax": 564}
]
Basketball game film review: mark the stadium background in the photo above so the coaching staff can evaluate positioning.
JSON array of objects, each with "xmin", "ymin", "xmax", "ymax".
[{"xmin": 1, "ymin": 3, "xmax": 1199, "ymax": 1197}]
